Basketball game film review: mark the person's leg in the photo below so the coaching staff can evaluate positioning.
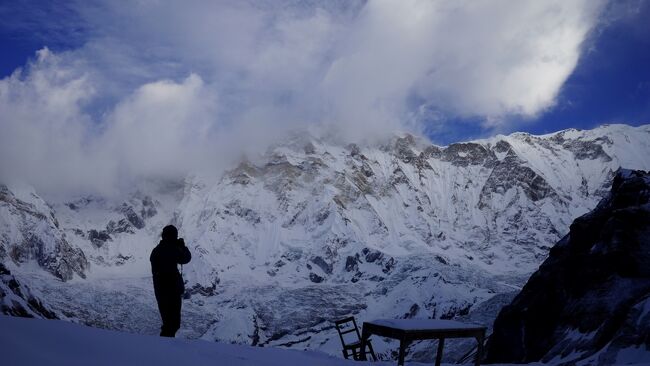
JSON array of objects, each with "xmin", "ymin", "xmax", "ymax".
[
  {"xmin": 168, "ymin": 295, "xmax": 182, "ymax": 337},
  {"xmin": 157, "ymin": 292, "xmax": 176, "ymax": 337}
]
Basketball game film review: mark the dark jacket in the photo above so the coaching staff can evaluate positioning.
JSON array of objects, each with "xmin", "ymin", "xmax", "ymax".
[{"xmin": 150, "ymin": 239, "xmax": 191, "ymax": 296}]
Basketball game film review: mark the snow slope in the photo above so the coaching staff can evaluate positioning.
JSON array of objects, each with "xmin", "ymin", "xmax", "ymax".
[
  {"xmin": 2, "ymin": 315, "xmax": 647, "ymax": 366},
  {"xmin": 0, "ymin": 314, "xmax": 362, "ymax": 366}
]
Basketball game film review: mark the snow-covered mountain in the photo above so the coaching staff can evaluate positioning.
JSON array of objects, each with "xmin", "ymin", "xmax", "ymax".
[{"xmin": 1, "ymin": 123, "xmax": 649, "ymax": 363}]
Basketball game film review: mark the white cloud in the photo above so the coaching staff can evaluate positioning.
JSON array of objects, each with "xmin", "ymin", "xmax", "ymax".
[
  {"xmin": 415, "ymin": 0, "xmax": 605, "ymax": 118},
  {"xmin": 100, "ymin": 74, "xmax": 218, "ymax": 182},
  {"xmin": 0, "ymin": 0, "xmax": 608, "ymax": 195},
  {"xmin": 0, "ymin": 49, "xmax": 103, "ymax": 194},
  {"xmin": 322, "ymin": 0, "xmax": 605, "ymax": 127}
]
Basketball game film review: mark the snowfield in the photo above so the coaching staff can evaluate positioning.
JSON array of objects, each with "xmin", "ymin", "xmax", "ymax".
[
  {"xmin": 2, "ymin": 315, "xmax": 647, "ymax": 365},
  {"xmin": 0, "ymin": 314, "xmax": 542, "ymax": 366},
  {"xmin": 0, "ymin": 315, "xmax": 357, "ymax": 366}
]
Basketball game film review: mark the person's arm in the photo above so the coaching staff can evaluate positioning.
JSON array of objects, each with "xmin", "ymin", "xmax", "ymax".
[
  {"xmin": 150, "ymin": 247, "xmax": 157, "ymax": 265},
  {"xmin": 150, "ymin": 247, "xmax": 159, "ymax": 275},
  {"xmin": 176, "ymin": 238, "xmax": 192, "ymax": 264}
]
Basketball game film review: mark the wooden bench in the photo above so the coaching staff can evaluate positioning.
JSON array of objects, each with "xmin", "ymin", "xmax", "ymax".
[{"xmin": 359, "ymin": 319, "xmax": 486, "ymax": 366}]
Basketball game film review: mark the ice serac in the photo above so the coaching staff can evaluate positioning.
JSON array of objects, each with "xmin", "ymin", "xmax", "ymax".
[{"xmin": 485, "ymin": 169, "xmax": 650, "ymax": 365}]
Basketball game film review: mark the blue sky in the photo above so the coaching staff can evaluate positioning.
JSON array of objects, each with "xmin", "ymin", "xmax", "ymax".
[
  {"xmin": 2, "ymin": 1, "xmax": 648, "ymax": 145},
  {"xmin": 0, "ymin": 1, "xmax": 648, "ymax": 193},
  {"xmin": 417, "ymin": 1, "xmax": 650, "ymax": 143},
  {"xmin": 518, "ymin": 1, "xmax": 650, "ymax": 134}
]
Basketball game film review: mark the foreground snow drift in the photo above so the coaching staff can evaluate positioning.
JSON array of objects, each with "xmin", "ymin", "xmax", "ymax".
[
  {"xmin": 2, "ymin": 315, "xmax": 647, "ymax": 365},
  {"xmin": 0, "ymin": 315, "xmax": 531, "ymax": 366},
  {"xmin": 0, "ymin": 315, "xmax": 359, "ymax": 366},
  {"xmin": 0, "ymin": 315, "xmax": 515, "ymax": 366}
]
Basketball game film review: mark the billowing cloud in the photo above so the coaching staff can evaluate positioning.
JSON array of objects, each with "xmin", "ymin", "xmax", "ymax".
[
  {"xmin": 0, "ymin": 0, "xmax": 608, "ymax": 195},
  {"xmin": 0, "ymin": 49, "xmax": 103, "ymax": 194},
  {"xmin": 101, "ymin": 74, "xmax": 218, "ymax": 181}
]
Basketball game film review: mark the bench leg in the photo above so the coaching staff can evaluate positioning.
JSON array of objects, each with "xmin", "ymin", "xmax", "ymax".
[
  {"xmin": 435, "ymin": 338, "xmax": 445, "ymax": 366},
  {"xmin": 475, "ymin": 333, "xmax": 484, "ymax": 366},
  {"xmin": 367, "ymin": 340, "xmax": 378, "ymax": 361},
  {"xmin": 359, "ymin": 328, "xmax": 369, "ymax": 361},
  {"xmin": 398, "ymin": 339, "xmax": 409, "ymax": 366}
]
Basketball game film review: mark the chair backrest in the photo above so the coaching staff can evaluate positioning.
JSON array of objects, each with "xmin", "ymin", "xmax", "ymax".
[{"xmin": 334, "ymin": 316, "xmax": 361, "ymax": 346}]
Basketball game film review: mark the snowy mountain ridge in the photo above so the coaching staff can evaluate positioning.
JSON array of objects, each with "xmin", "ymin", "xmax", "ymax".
[{"xmin": 1, "ymin": 123, "xmax": 649, "ymax": 362}]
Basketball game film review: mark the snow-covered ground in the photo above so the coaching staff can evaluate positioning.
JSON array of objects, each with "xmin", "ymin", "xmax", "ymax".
[
  {"xmin": 3, "ymin": 314, "xmax": 649, "ymax": 366},
  {"xmin": 0, "ymin": 314, "xmax": 546, "ymax": 366}
]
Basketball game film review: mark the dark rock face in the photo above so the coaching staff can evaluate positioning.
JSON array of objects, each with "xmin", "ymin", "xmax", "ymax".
[
  {"xmin": 106, "ymin": 219, "xmax": 134, "ymax": 234},
  {"xmin": 548, "ymin": 130, "xmax": 613, "ymax": 161},
  {"xmin": 394, "ymin": 135, "xmax": 418, "ymax": 163},
  {"xmin": 485, "ymin": 169, "xmax": 650, "ymax": 365},
  {"xmin": 140, "ymin": 196, "xmax": 157, "ymax": 219},
  {"xmin": 563, "ymin": 139, "xmax": 613, "ymax": 161},
  {"xmin": 113, "ymin": 196, "xmax": 157, "ymax": 232},
  {"xmin": 403, "ymin": 303, "xmax": 420, "ymax": 318},
  {"xmin": 187, "ymin": 282, "xmax": 218, "ymax": 297},
  {"xmin": 479, "ymin": 155, "xmax": 557, "ymax": 208},
  {"xmin": 308, "ymin": 273, "xmax": 324, "ymax": 283},
  {"xmin": 88, "ymin": 229, "xmax": 112, "ymax": 247},
  {"xmin": 363, "ymin": 248, "xmax": 384, "ymax": 263},
  {"xmin": 0, "ymin": 186, "xmax": 88, "ymax": 281},
  {"xmin": 310, "ymin": 256, "xmax": 332, "ymax": 275},
  {"xmin": 442, "ymin": 143, "xmax": 497, "ymax": 167},
  {"xmin": 120, "ymin": 205, "xmax": 145, "ymax": 229},
  {"xmin": 224, "ymin": 200, "xmax": 261, "ymax": 225},
  {"xmin": 0, "ymin": 263, "xmax": 58, "ymax": 319},
  {"xmin": 345, "ymin": 255, "xmax": 359, "ymax": 272}
]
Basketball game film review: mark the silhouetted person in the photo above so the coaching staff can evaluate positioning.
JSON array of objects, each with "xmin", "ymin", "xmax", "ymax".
[{"xmin": 150, "ymin": 225, "xmax": 191, "ymax": 337}]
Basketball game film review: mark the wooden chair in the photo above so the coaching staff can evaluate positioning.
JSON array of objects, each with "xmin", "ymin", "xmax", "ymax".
[{"xmin": 334, "ymin": 316, "xmax": 377, "ymax": 361}]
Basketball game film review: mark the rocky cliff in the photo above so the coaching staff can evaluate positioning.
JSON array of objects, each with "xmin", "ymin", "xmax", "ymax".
[{"xmin": 485, "ymin": 169, "xmax": 650, "ymax": 365}]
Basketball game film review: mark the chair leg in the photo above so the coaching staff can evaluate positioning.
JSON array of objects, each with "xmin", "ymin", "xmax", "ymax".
[
  {"xmin": 342, "ymin": 350, "xmax": 349, "ymax": 360},
  {"xmin": 475, "ymin": 333, "xmax": 484, "ymax": 366}
]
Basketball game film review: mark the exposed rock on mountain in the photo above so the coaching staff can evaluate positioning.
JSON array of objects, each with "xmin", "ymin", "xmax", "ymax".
[
  {"xmin": 0, "ymin": 185, "xmax": 88, "ymax": 281},
  {"xmin": 0, "ymin": 263, "xmax": 58, "ymax": 319},
  {"xmin": 485, "ymin": 169, "xmax": 650, "ymax": 365}
]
